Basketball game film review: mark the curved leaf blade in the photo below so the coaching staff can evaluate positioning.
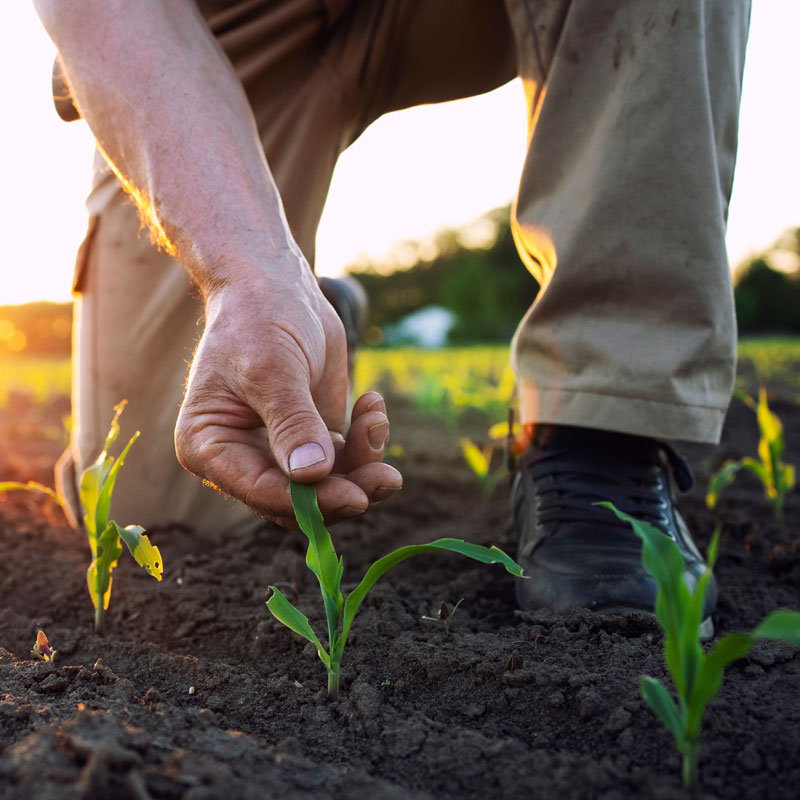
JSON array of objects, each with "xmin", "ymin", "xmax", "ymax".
[
  {"xmin": 95, "ymin": 431, "xmax": 140, "ymax": 538},
  {"xmin": 87, "ymin": 524, "xmax": 123, "ymax": 611},
  {"xmin": 705, "ymin": 460, "xmax": 740, "ymax": 509},
  {"xmin": 115, "ymin": 522, "xmax": 163, "ymax": 581},
  {"xmin": 753, "ymin": 609, "xmax": 800, "ymax": 647},
  {"xmin": 0, "ymin": 481, "xmax": 64, "ymax": 507},
  {"xmin": 290, "ymin": 482, "xmax": 341, "ymax": 602},
  {"xmin": 641, "ymin": 676, "xmax": 684, "ymax": 742},
  {"xmin": 341, "ymin": 538, "xmax": 524, "ymax": 642},
  {"xmin": 687, "ymin": 633, "xmax": 753, "ymax": 737},
  {"xmin": 266, "ymin": 586, "xmax": 330, "ymax": 668}
]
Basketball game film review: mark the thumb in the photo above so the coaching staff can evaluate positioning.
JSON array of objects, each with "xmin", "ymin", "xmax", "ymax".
[{"xmin": 261, "ymin": 384, "xmax": 337, "ymax": 482}]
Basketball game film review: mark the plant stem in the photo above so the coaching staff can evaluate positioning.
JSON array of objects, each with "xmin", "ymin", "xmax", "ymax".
[
  {"xmin": 327, "ymin": 663, "xmax": 340, "ymax": 701},
  {"xmin": 94, "ymin": 604, "xmax": 105, "ymax": 635},
  {"xmin": 682, "ymin": 742, "xmax": 698, "ymax": 788}
]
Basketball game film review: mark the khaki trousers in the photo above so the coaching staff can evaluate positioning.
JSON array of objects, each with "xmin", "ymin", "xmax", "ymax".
[{"xmin": 58, "ymin": 0, "xmax": 751, "ymax": 533}]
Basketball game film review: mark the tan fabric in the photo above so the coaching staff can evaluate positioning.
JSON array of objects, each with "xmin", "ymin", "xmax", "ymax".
[
  {"xmin": 508, "ymin": 0, "xmax": 750, "ymax": 444},
  {"xmin": 59, "ymin": 0, "xmax": 749, "ymax": 532}
]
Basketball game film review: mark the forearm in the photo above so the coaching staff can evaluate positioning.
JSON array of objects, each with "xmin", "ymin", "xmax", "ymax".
[{"xmin": 35, "ymin": 0, "xmax": 308, "ymax": 297}]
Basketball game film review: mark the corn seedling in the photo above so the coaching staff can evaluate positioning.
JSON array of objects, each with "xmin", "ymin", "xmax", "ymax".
[
  {"xmin": 421, "ymin": 598, "xmax": 464, "ymax": 635},
  {"xmin": 601, "ymin": 503, "xmax": 800, "ymax": 787},
  {"xmin": 1, "ymin": 402, "xmax": 162, "ymax": 632},
  {"xmin": 31, "ymin": 630, "xmax": 56, "ymax": 663},
  {"xmin": 707, "ymin": 387, "xmax": 795, "ymax": 522},
  {"xmin": 267, "ymin": 481, "xmax": 525, "ymax": 700},
  {"xmin": 82, "ymin": 401, "xmax": 163, "ymax": 633}
]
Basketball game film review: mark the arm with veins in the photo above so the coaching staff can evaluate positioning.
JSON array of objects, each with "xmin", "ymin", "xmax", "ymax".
[{"xmin": 34, "ymin": 0, "xmax": 402, "ymax": 527}]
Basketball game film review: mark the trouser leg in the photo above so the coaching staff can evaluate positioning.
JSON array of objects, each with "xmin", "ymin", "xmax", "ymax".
[{"xmin": 507, "ymin": 0, "xmax": 750, "ymax": 444}]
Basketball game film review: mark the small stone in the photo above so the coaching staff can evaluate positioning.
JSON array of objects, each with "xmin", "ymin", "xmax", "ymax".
[
  {"xmin": 740, "ymin": 742, "xmax": 762, "ymax": 773},
  {"xmin": 548, "ymin": 691, "xmax": 565, "ymax": 708},
  {"xmin": 188, "ymin": 686, "xmax": 196, "ymax": 695},
  {"xmin": 502, "ymin": 669, "xmax": 535, "ymax": 687},
  {"xmin": 38, "ymin": 673, "xmax": 68, "ymax": 693},
  {"xmin": 576, "ymin": 686, "xmax": 603, "ymax": 720},
  {"xmin": 461, "ymin": 703, "xmax": 486, "ymax": 719},
  {"xmin": 604, "ymin": 707, "xmax": 632, "ymax": 734}
]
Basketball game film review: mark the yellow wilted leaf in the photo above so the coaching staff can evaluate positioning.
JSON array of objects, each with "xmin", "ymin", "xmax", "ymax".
[
  {"xmin": 117, "ymin": 523, "xmax": 163, "ymax": 581},
  {"xmin": 460, "ymin": 438, "xmax": 489, "ymax": 478}
]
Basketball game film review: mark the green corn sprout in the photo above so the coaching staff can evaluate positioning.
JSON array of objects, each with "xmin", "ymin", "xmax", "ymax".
[
  {"xmin": 82, "ymin": 401, "xmax": 163, "ymax": 633},
  {"xmin": 267, "ymin": 481, "xmax": 525, "ymax": 700},
  {"xmin": 707, "ymin": 387, "xmax": 795, "ymax": 522},
  {"xmin": 600, "ymin": 503, "xmax": 800, "ymax": 787},
  {"xmin": 1, "ymin": 401, "xmax": 163, "ymax": 632},
  {"xmin": 460, "ymin": 437, "xmax": 505, "ymax": 498}
]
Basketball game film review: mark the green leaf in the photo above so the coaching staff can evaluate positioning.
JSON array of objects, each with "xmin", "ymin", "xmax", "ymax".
[
  {"xmin": 80, "ymin": 454, "xmax": 112, "ymax": 546},
  {"xmin": 340, "ymin": 538, "xmax": 524, "ymax": 644},
  {"xmin": 686, "ymin": 610, "xmax": 800, "ymax": 738},
  {"xmin": 95, "ymin": 431, "xmax": 140, "ymax": 539},
  {"xmin": 679, "ymin": 527, "xmax": 720, "ymax": 695},
  {"xmin": 740, "ymin": 456, "xmax": 771, "ymax": 497},
  {"xmin": 706, "ymin": 460, "xmax": 740, "ymax": 509},
  {"xmin": 597, "ymin": 503, "xmax": 692, "ymax": 695},
  {"xmin": 266, "ymin": 586, "xmax": 331, "ymax": 668},
  {"xmin": 102, "ymin": 400, "xmax": 126, "ymax": 452},
  {"xmin": 290, "ymin": 482, "xmax": 342, "ymax": 603},
  {"xmin": 86, "ymin": 524, "xmax": 123, "ymax": 611},
  {"xmin": 686, "ymin": 633, "xmax": 753, "ymax": 737},
  {"xmin": 115, "ymin": 522, "xmax": 163, "ymax": 581},
  {"xmin": 641, "ymin": 675, "xmax": 684, "ymax": 742},
  {"xmin": 0, "ymin": 481, "xmax": 64, "ymax": 507},
  {"xmin": 753, "ymin": 609, "xmax": 800, "ymax": 647}
]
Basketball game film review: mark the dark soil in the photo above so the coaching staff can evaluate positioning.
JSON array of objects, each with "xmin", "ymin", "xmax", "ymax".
[{"xmin": 1, "ymin": 369, "xmax": 799, "ymax": 800}]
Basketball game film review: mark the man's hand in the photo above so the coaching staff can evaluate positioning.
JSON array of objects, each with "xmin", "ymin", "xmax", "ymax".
[
  {"xmin": 175, "ymin": 276, "xmax": 401, "ymax": 528},
  {"xmin": 34, "ymin": 0, "xmax": 401, "ymax": 526}
]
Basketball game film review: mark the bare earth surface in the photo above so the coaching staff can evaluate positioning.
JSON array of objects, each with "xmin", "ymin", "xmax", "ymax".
[{"xmin": 0, "ymin": 368, "xmax": 799, "ymax": 800}]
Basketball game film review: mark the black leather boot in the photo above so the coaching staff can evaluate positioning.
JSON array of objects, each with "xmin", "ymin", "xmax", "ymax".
[{"xmin": 511, "ymin": 425, "xmax": 715, "ymax": 637}]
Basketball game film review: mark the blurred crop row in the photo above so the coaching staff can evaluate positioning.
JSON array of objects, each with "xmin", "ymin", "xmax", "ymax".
[{"xmin": 4, "ymin": 338, "xmax": 796, "ymax": 421}]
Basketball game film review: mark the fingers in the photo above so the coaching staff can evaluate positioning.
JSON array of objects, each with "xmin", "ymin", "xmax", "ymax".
[
  {"xmin": 335, "ymin": 392, "xmax": 390, "ymax": 474},
  {"xmin": 345, "ymin": 461, "xmax": 402, "ymax": 505},
  {"xmin": 351, "ymin": 391, "xmax": 385, "ymax": 421},
  {"xmin": 253, "ymin": 379, "xmax": 336, "ymax": 483}
]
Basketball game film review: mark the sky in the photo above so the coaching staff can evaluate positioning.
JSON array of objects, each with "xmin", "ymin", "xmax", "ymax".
[{"xmin": 2, "ymin": 3, "xmax": 799, "ymax": 306}]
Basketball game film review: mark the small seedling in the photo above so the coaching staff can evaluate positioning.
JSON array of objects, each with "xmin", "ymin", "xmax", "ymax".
[
  {"xmin": 1, "ymin": 402, "xmax": 162, "ymax": 632},
  {"xmin": 707, "ymin": 387, "xmax": 795, "ymax": 522},
  {"xmin": 82, "ymin": 401, "xmax": 163, "ymax": 633},
  {"xmin": 601, "ymin": 503, "xmax": 800, "ymax": 787},
  {"xmin": 31, "ymin": 630, "xmax": 56, "ymax": 662},
  {"xmin": 267, "ymin": 481, "xmax": 525, "ymax": 700},
  {"xmin": 421, "ymin": 598, "xmax": 464, "ymax": 635},
  {"xmin": 460, "ymin": 438, "xmax": 505, "ymax": 498}
]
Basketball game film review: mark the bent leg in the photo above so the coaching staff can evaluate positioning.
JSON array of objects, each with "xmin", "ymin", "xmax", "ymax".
[{"xmin": 507, "ymin": 0, "xmax": 750, "ymax": 443}]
